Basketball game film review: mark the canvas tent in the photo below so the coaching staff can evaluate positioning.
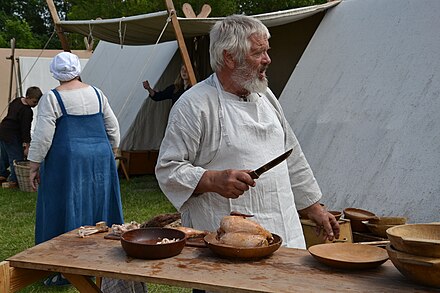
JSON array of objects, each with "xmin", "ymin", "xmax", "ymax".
[
  {"xmin": 279, "ymin": 0, "xmax": 440, "ymax": 223},
  {"xmin": 59, "ymin": 1, "xmax": 340, "ymax": 150},
  {"xmin": 80, "ymin": 40, "xmax": 179, "ymax": 150}
]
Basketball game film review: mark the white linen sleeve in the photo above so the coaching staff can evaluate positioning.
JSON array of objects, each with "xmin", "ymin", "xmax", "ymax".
[
  {"xmin": 265, "ymin": 90, "xmax": 322, "ymax": 210},
  {"xmin": 27, "ymin": 91, "xmax": 61, "ymax": 163},
  {"xmin": 155, "ymin": 99, "xmax": 206, "ymax": 211},
  {"xmin": 99, "ymin": 89, "xmax": 120, "ymax": 148}
]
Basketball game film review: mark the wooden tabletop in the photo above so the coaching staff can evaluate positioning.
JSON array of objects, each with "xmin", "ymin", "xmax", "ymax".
[{"xmin": 6, "ymin": 230, "xmax": 438, "ymax": 292}]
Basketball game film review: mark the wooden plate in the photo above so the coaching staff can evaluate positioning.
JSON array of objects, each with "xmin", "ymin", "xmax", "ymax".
[
  {"xmin": 308, "ymin": 243, "xmax": 388, "ymax": 270},
  {"xmin": 204, "ymin": 233, "xmax": 282, "ymax": 260}
]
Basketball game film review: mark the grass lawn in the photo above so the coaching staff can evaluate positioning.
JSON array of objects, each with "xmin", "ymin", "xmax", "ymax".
[{"xmin": 0, "ymin": 175, "xmax": 191, "ymax": 293}]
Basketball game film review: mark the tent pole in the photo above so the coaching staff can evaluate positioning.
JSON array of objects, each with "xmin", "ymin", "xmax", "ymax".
[
  {"xmin": 46, "ymin": 0, "xmax": 71, "ymax": 52},
  {"xmin": 164, "ymin": 0, "xmax": 197, "ymax": 86},
  {"xmin": 7, "ymin": 38, "xmax": 16, "ymax": 103},
  {"xmin": 16, "ymin": 58, "xmax": 23, "ymax": 98}
]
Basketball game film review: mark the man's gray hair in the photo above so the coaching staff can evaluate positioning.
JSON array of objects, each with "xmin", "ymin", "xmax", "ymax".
[{"xmin": 209, "ymin": 14, "xmax": 270, "ymax": 72}]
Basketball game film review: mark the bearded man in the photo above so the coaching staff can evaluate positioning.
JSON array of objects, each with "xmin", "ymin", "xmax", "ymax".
[{"xmin": 155, "ymin": 14, "xmax": 339, "ymax": 249}]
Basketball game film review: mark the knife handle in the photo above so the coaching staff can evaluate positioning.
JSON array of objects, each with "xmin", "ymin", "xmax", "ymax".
[{"xmin": 248, "ymin": 171, "xmax": 259, "ymax": 179}]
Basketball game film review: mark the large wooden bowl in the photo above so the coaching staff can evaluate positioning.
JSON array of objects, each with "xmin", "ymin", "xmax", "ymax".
[
  {"xmin": 204, "ymin": 233, "xmax": 282, "ymax": 260},
  {"xmin": 121, "ymin": 228, "xmax": 186, "ymax": 259},
  {"xmin": 386, "ymin": 244, "xmax": 440, "ymax": 288},
  {"xmin": 386, "ymin": 223, "xmax": 440, "ymax": 257},
  {"xmin": 308, "ymin": 243, "xmax": 388, "ymax": 270}
]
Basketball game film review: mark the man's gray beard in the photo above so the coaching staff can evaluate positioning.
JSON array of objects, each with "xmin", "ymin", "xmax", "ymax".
[
  {"xmin": 232, "ymin": 64, "xmax": 268, "ymax": 94},
  {"xmin": 242, "ymin": 75, "xmax": 268, "ymax": 94}
]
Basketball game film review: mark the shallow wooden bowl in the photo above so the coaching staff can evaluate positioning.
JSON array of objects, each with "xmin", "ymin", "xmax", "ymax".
[
  {"xmin": 121, "ymin": 228, "xmax": 186, "ymax": 259},
  {"xmin": 204, "ymin": 233, "xmax": 282, "ymax": 260},
  {"xmin": 386, "ymin": 244, "xmax": 440, "ymax": 288},
  {"xmin": 386, "ymin": 223, "xmax": 440, "ymax": 257},
  {"xmin": 343, "ymin": 208, "xmax": 377, "ymax": 232},
  {"xmin": 308, "ymin": 243, "xmax": 388, "ymax": 270},
  {"xmin": 343, "ymin": 208, "xmax": 376, "ymax": 220}
]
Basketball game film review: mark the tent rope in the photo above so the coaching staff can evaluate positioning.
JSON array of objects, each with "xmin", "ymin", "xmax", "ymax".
[
  {"xmin": 87, "ymin": 23, "xmax": 94, "ymax": 44},
  {"xmin": 88, "ymin": 22, "xmax": 94, "ymax": 40},
  {"xmin": 118, "ymin": 17, "xmax": 127, "ymax": 48},
  {"xmin": 19, "ymin": 30, "xmax": 56, "ymax": 86},
  {"xmin": 115, "ymin": 12, "xmax": 173, "ymax": 118}
]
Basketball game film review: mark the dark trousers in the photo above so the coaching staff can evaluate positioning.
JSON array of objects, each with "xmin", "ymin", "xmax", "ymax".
[{"xmin": 0, "ymin": 138, "xmax": 23, "ymax": 182}]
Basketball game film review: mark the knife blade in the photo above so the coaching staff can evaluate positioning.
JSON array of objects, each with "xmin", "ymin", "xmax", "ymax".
[{"xmin": 248, "ymin": 148, "xmax": 293, "ymax": 179}]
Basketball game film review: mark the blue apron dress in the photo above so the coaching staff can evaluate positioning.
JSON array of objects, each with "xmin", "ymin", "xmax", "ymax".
[{"xmin": 35, "ymin": 87, "xmax": 124, "ymax": 244}]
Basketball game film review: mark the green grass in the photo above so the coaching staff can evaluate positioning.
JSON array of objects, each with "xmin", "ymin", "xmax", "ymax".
[{"xmin": 0, "ymin": 175, "xmax": 191, "ymax": 293}]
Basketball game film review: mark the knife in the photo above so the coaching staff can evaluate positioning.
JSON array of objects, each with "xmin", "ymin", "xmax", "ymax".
[{"xmin": 248, "ymin": 148, "xmax": 293, "ymax": 179}]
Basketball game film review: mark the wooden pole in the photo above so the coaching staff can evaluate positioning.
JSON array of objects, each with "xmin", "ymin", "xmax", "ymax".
[
  {"xmin": 16, "ymin": 58, "xmax": 23, "ymax": 98},
  {"xmin": 46, "ymin": 0, "xmax": 71, "ymax": 51},
  {"xmin": 164, "ymin": 0, "xmax": 197, "ymax": 86},
  {"xmin": 7, "ymin": 38, "xmax": 15, "ymax": 102}
]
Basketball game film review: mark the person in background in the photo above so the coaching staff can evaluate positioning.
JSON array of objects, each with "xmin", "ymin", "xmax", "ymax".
[
  {"xmin": 28, "ymin": 52, "xmax": 124, "ymax": 286},
  {"xmin": 0, "ymin": 86, "xmax": 42, "ymax": 188},
  {"xmin": 155, "ymin": 15, "xmax": 339, "ymax": 250},
  {"xmin": 142, "ymin": 64, "xmax": 191, "ymax": 105}
]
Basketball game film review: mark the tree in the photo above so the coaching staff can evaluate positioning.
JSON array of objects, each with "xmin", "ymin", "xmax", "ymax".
[
  {"xmin": 0, "ymin": 0, "xmax": 65, "ymax": 49},
  {"xmin": 1, "ymin": 0, "xmax": 327, "ymax": 49}
]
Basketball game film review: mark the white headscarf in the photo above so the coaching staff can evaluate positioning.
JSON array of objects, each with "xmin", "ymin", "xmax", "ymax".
[{"xmin": 50, "ymin": 52, "xmax": 81, "ymax": 81}]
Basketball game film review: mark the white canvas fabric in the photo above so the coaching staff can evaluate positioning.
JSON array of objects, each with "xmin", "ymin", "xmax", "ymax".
[
  {"xmin": 80, "ymin": 40, "xmax": 178, "ymax": 149},
  {"xmin": 279, "ymin": 0, "xmax": 440, "ymax": 223}
]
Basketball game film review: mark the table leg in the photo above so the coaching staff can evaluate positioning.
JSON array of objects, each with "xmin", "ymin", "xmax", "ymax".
[
  {"xmin": 1, "ymin": 261, "xmax": 51, "ymax": 293},
  {"xmin": 63, "ymin": 273, "xmax": 102, "ymax": 292}
]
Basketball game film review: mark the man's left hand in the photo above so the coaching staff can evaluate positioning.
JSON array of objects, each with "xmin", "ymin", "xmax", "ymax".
[{"xmin": 299, "ymin": 202, "xmax": 340, "ymax": 241}]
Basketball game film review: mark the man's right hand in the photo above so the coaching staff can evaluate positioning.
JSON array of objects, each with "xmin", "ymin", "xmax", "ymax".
[{"xmin": 194, "ymin": 169, "xmax": 256, "ymax": 198}]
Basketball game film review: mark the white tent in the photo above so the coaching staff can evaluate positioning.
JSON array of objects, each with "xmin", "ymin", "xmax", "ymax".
[
  {"xmin": 279, "ymin": 0, "xmax": 440, "ymax": 223},
  {"xmin": 61, "ymin": 2, "xmax": 340, "ymax": 150},
  {"xmin": 80, "ymin": 40, "xmax": 179, "ymax": 150}
]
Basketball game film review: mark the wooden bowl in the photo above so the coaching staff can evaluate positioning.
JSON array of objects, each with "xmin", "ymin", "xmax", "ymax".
[
  {"xmin": 328, "ymin": 211, "xmax": 342, "ymax": 221},
  {"xmin": 386, "ymin": 244, "xmax": 440, "ymax": 288},
  {"xmin": 364, "ymin": 222, "xmax": 395, "ymax": 238},
  {"xmin": 308, "ymin": 243, "xmax": 388, "ymax": 270},
  {"xmin": 204, "ymin": 233, "xmax": 282, "ymax": 260},
  {"xmin": 121, "ymin": 228, "xmax": 186, "ymax": 259},
  {"xmin": 386, "ymin": 223, "xmax": 440, "ymax": 257},
  {"xmin": 368, "ymin": 216, "xmax": 407, "ymax": 225},
  {"xmin": 343, "ymin": 208, "xmax": 377, "ymax": 232},
  {"xmin": 343, "ymin": 208, "xmax": 376, "ymax": 220}
]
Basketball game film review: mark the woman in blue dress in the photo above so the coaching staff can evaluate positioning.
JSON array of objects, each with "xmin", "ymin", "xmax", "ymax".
[{"xmin": 28, "ymin": 52, "xmax": 123, "ymax": 249}]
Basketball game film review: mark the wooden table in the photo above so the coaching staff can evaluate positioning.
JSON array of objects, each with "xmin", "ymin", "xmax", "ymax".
[{"xmin": 2, "ymin": 229, "xmax": 438, "ymax": 292}]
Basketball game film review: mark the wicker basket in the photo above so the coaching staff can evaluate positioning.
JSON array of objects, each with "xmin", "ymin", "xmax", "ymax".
[{"xmin": 13, "ymin": 160, "xmax": 34, "ymax": 192}]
